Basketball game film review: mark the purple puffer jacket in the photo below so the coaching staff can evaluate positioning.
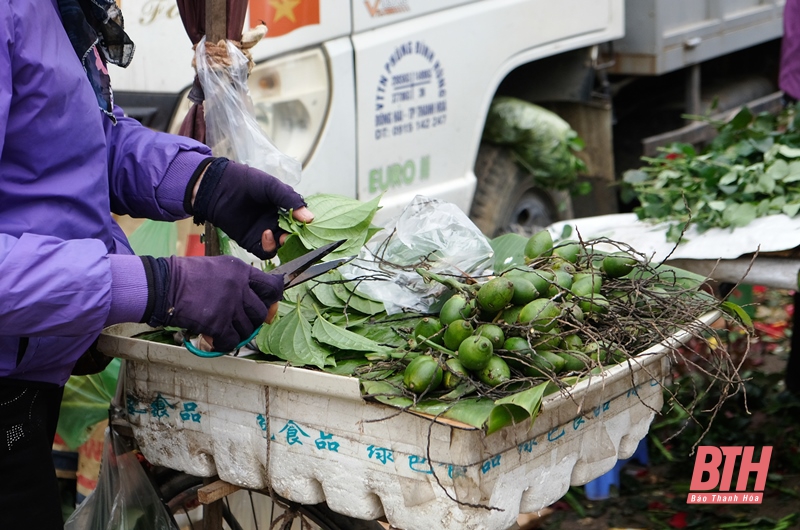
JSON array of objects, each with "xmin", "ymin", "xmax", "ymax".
[
  {"xmin": 0, "ymin": 0, "xmax": 212, "ymax": 385},
  {"xmin": 781, "ymin": 0, "xmax": 800, "ymax": 101}
]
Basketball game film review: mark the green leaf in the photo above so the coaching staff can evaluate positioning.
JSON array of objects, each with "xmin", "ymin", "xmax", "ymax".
[
  {"xmin": 439, "ymin": 381, "xmax": 477, "ymax": 401},
  {"xmin": 721, "ymin": 301, "xmax": 753, "ymax": 330},
  {"xmin": 349, "ymin": 318, "xmax": 417, "ymax": 348},
  {"xmin": 718, "ymin": 171, "xmax": 739, "ymax": 186},
  {"xmin": 723, "ymin": 203, "xmax": 757, "ymax": 228},
  {"xmin": 493, "ymin": 381, "xmax": 550, "ymax": 419},
  {"xmin": 322, "ymin": 359, "xmax": 371, "ymax": 376},
  {"xmin": 440, "ymin": 397, "xmax": 496, "ymax": 429},
  {"xmin": 312, "ymin": 313, "xmax": 392, "ymax": 353},
  {"xmin": 306, "ymin": 194, "xmax": 382, "ymax": 231},
  {"xmin": 766, "ymin": 159, "xmax": 790, "ymax": 181},
  {"xmin": 360, "ymin": 379, "xmax": 413, "ymax": 408},
  {"xmin": 779, "ymin": 145, "xmax": 800, "ymax": 159},
  {"xmin": 490, "ymin": 233, "xmax": 529, "ymax": 271},
  {"xmin": 783, "ymin": 203, "xmax": 800, "ymax": 217},
  {"xmin": 308, "ymin": 277, "xmax": 346, "ymax": 308},
  {"xmin": 486, "ymin": 404, "xmax": 530, "ymax": 434},
  {"xmin": 264, "ymin": 305, "xmax": 332, "ymax": 368},
  {"xmin": 332, "ymin": 283, "xmax": 385, "ymax": 315},
  {"xmin": 728, "ymin": 107, "xmax": 753, "ymax": 130},
  {"xmin": 622, "ymin": 169, "xmax": 648, "ymax": 184}
]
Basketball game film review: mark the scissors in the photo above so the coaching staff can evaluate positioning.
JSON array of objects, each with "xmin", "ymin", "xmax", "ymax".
[{"xmin": 184, "ymin": 239, "xmax": 354, "ymax": 358}]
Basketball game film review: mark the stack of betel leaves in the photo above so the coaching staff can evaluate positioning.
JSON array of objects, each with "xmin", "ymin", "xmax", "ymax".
[
  {"xmin": 248, "ymin": 211, "xmax": 745, "ymax": 434},
  {"xmin": 623, "ymin": 103, "xmax": 800, "ymax": 242}
]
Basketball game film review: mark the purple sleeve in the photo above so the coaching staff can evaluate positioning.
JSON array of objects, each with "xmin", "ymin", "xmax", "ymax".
[
  {"xmin": 781, "ymin": 0, "xmax": 800, "ymax": 100},
  {"xmin": 0, "ymin": 233, "xmax": 112, "ymax": 336},
  {"xmin": 0, "ymin": 8, "xmax": 11, "ymax": 160},
  {"xmin": 104, "ymin": 107, "xmax": 212, "ymax": 221},
  {"xmin": 0, "ymin": 233, "xmax": 149, "ymax": 335}
]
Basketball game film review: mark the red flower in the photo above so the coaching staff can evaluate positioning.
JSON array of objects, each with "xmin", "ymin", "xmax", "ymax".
[
  {"xmin": 648, "ymin": 501, "xmax": 668, "ymax": 510},
  {"xmin": 665, "ymin": 153, "xmax": 683, "ymax": 160},
  {"xmin": 668, "ymin": 511, "xmax": 688, "ymax": 528},
  {"xmin": 753, "ymin": 285, "xmax": 767, "ymax": 294}
]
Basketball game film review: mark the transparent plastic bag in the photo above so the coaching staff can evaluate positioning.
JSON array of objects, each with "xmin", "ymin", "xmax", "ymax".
[
  {"xmin": 64, "ymin": 426, "xmax": 176, "ymax": 530},
  {"xmin": 342, "ymin": 195, "xmax": 494, "ymax": 314},
  {"xmin": 196, "ymin": 37, "xmax": 301, "ymax": 186}
]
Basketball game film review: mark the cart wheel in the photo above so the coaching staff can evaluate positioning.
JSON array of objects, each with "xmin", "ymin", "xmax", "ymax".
[
  {"xmin": 470, "ymin": 143, "xmax": 572, "ymax": 238},
  {"xmin": 158, "ymin": 472, "xmax": 385, "ymax": 530}
]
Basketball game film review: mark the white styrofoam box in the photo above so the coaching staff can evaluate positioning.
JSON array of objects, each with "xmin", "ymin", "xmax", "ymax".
[{"xmin": 98, "ymin": 314, "xmax": 717, "ymax": 530}]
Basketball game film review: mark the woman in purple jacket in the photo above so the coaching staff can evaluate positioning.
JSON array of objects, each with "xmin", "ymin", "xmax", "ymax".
[{"xmin": 0, "ymin": 1, "xmax": 313, "ymax": 526}]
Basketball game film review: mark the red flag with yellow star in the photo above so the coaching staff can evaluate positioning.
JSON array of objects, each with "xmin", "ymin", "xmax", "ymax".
[{"xmin": 249, "ymin": 0, "xmax": 320, "ymax": 37}]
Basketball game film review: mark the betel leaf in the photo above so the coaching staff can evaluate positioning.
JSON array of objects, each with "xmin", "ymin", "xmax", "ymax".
[
  {"xmin": 306, "ymin": 212, "xmax": 376, "ymax": 240},
  {"xmin": 265, "ymin": 304, "xmax": 332, "ymax": 368},
  {"xmin": 305, "ymin": 194, "xmax": 381, "ymax": 227},
  {"xmin": 360, "ymin": 379, "xmax": 413, "ymax": 408},
  {"xmin": 308, "ymin": 278, "xmax": 346, "ymax": 308},
  {"xmin": 321, "ymin": 359, "xmax": 371, "ymax": 376},
  {"xmin": 312, "ymin": 313, "xmax": 392, "ymax": 353},
  {"xmin": 493, "ymin": 382, "xmax": 550, "ymax": 420},
  {"xmin": 349, "ymin": 319, "xmax": 416, "ymax": 347},
  {"xmin": 490, "ymin": 232, "xmax": 528, "ymax": 272},
  {"xmin": 332, "ymin": 283, "xmax": 385, "ymax": 315},
  {"xmin": 486, "ymin": 404, "xmax": 532, "ymax": 435},
  {"xmin": 440, "ymin": 397, "xmax": 495, "ymax": 428},
  {"xmin": 721, "ymin": 301, "xmax": 754, "ymax": 330}
]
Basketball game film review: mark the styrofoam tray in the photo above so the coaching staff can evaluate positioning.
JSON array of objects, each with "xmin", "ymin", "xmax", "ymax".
[{"xmin": 98, "ymin": 314, "xmax": 718, "ymax": 530}]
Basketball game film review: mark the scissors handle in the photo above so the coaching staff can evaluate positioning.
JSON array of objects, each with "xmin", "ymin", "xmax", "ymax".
[{"xmin": 183, "ymin": 326, "xmax": 262, "ymax": 358}]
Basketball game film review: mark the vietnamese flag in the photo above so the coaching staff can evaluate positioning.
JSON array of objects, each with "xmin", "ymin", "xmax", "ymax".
[{"xmin": 249, "ymin": 0, "xmax": 320, "ymax": 37}]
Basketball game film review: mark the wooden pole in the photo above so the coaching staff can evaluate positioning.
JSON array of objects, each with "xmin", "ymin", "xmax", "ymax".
[
  {"xmin": 203, "ymin": 0, "xmax": 227, "ymax": 257},
  {"xmin": 205, "ymin": 0, "xmax": 227, "ymax": 43}
]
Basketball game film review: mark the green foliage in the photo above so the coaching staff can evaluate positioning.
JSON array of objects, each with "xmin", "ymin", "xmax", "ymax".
[
  {"xmin": 277, "ymin": 193, "xmax": 383, "ymax": 262},
  {"xmin": 624, "ymin": 105, "xmax": 800, "ymax": 241}
]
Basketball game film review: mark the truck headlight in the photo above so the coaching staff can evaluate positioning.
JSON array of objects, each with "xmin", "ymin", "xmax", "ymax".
[{"xmin": 168, "ymin": 48, "xmax": 330, "ymax": 166}]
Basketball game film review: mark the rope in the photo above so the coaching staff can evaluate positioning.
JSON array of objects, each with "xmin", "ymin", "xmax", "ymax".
[{"xmin": 191, "ymin": 24, "xmax": 267, "ymax": 74}]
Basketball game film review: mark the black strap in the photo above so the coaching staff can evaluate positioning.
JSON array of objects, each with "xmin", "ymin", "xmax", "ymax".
[{"xmin": 191, "ymin": 157, "xmax": 229, "ymax": 225}]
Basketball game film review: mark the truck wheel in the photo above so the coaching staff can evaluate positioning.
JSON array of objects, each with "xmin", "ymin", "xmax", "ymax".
[{"xmin": 470, "ymin": 144, "xmax": 572, "ymax": 238}]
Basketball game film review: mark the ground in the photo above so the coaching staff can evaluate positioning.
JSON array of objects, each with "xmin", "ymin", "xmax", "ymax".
[{"xmin": 524, "ymin": 286, "xmax": 800, "ymax": 530}]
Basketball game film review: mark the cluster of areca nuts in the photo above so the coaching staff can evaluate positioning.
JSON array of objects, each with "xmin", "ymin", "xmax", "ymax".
[{"xmin": 402, "ymin": 230, "xmax": 639, "ymax": 395}]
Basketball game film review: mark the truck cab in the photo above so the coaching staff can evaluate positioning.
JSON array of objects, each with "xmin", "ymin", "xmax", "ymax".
[{"xmin": 112, "ymin": 0, "xmax": 784, "ymax": 236}]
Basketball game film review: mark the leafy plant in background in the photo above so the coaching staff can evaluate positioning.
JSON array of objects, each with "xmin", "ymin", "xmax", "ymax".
[{"xmin": 623, "ymin": 104, "xmax": 800, "ymax": 242}]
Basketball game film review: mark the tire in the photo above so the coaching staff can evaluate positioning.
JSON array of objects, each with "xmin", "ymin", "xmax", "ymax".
[
  {"xmin": 158, "ymin": 472, "xmax": 385, "ymax": 530},
  {"xmin": 470, "ymin": 143, "xmax": 573, "ymax": 238}
]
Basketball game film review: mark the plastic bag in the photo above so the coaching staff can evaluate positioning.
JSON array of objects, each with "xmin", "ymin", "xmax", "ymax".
[
  {"xmin": 342, "ymin": 195, "xmax": 494, "ymax": 314},
  {"xmin": 482, "ymin": 96, "xmax": 585, "ymax": 191},
  {"xmin": 64, "ymin": 426, "xmax": 176, "ymax": 530},
  {"xmin": 127, "ymin": 220, "xmax": 178, "ymax": 258},
  {"xmin": 196, "ymin": 36, "xmax": 301, "ymax": 186}
]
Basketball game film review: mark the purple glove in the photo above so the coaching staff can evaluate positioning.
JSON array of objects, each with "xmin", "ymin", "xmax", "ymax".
[
  {"xmin": 141, "ymin": 255, "xmax": 283, "ymax": 351},
  {"xmin": 187, "ymin": 158, "xmax": 306, "ymax": 260}
]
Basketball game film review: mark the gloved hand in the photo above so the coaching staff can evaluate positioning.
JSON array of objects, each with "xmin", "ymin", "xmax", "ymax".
[
  {"xmin": 188, "ymin": 158, "xmax": 313, "ymax": 260},
  {"xmin": 141, "ymin": 255, "xmax": 283, "ymax": 352}
]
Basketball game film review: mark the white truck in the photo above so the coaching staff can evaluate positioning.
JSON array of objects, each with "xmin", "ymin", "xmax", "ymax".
[{"xmin": 111, "ymin": 0, "xmax": 786, "ymax": 237}]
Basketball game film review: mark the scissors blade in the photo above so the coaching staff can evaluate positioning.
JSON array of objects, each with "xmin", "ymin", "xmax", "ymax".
[
  {"xmin": 270, "ymin": 239, "xmax": 346, "ymax": 283},
  {"xmin": 285, "ymin": 256, "xmax": 355, "ymax": 288}
]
